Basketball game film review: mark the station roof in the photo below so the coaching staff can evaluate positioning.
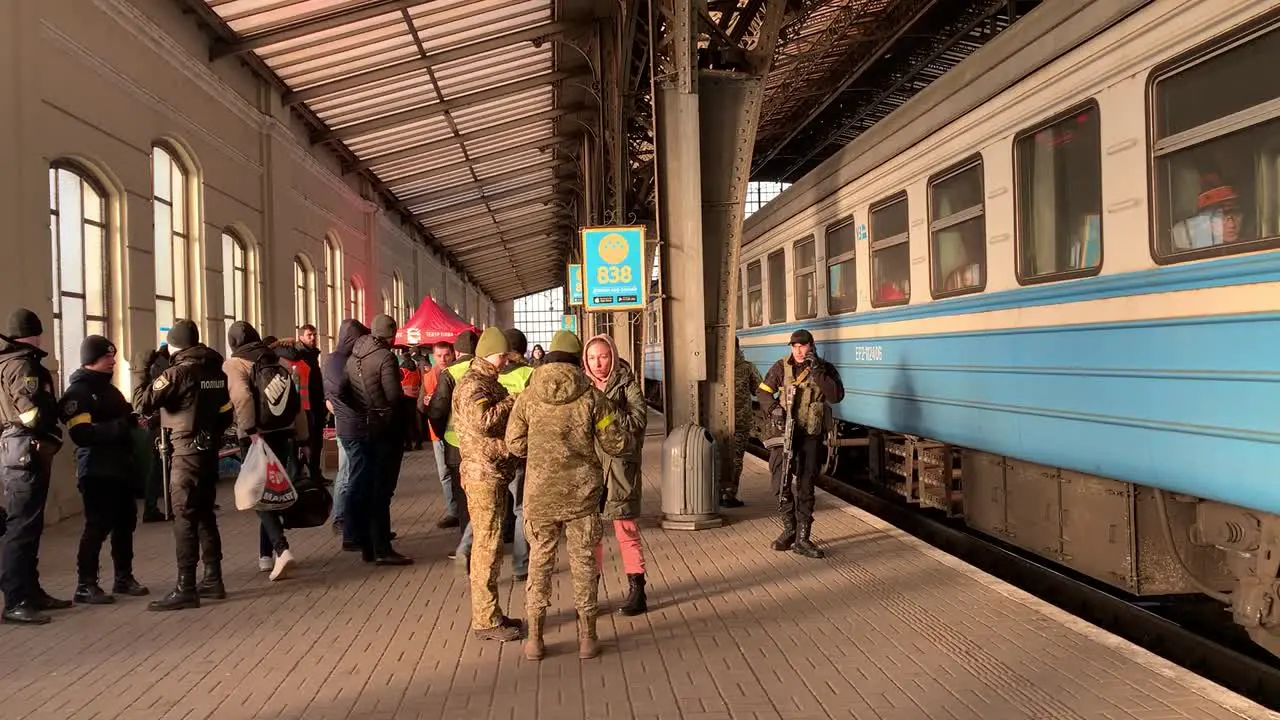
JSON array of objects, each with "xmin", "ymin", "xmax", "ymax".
[{"xmin": 186, "ymin": 0, "xmax": 592, "ymax": 302}]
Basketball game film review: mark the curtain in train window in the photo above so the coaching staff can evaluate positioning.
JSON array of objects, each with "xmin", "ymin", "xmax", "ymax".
[
  {"xmin": 766, "ymin": 250, "xmax": 786, "ymax": 324},
  {"xmin": 1016, "ymin": 105, "xmax": 1102, "ymax": 280},
  {"xmin": 1153, "ymin": 23, "xmax": 1280, "ymax": 259},
  {"xmin": 49, "ymin": 166, "xmax": 109, "ymax": 389},
  {"xmin": 930, "ymin": 161, "xmax": 986, "ymax": 297},
  {"xmin": 825, "ymin": 220, "xmax": 856, "ymax": 315},
  {"xmin": 870, "ymin": 195, "xmax": 910, "ymax": 306},
  {"xmin": 746, "ymin": 261, "xmax": 763, "ymax": 327},
  {"xmin": 793, "ymin": 238, "xmax": 817, "ymax": 319}
]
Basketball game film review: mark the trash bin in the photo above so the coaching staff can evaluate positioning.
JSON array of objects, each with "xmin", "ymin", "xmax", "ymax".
[{"xmin": 660, "ymin": 424, "xmax": 725, "ymax": 530}]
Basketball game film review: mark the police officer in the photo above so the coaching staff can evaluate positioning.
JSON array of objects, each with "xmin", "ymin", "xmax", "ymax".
[
  {"xmin": 757, "ymin": 329, "xmax": 844, "ymax": 559},
  {"xmin": 134, "ymin": 320, "xmax": 234, "ymax": 611},
  {"xmin": 61, "ymin": 335, "xmax": 149, "ymax": 605},
  {"xmin": 0, "ymin": 308, "xmax": 68, "ymax": 625}
]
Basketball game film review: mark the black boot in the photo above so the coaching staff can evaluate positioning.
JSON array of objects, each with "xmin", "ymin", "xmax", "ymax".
[
  {"xmin": 113, "ymin": 575, "xmax": 150, "ymax": 597},
  {"xmin": 148, "ymin": 570, "xmax": 200, "ymax": 612},
  {"xmin": 617, "ymin": 573, "xmax": 647, "ymax": 616},
  {"xmin": 31, "ymin": 588, "xmax": 73, "ymax": 610},
  {"xmin": 792, "ymin": 520, "xmax": 825, "ymax": 559},
  {"xmin": 2, "ymin": 601, "xmax": 51, "ymax": 625},
  {"xmin": 74, "ymin": 582, "xmax": 116, "ymax": 605},
  {"xmin": 772, "ymin": 513, "xmax": 796, "ymax": 551},
  {"xmin": 196, "ymin": 562, "xmax": 227, "ymax": 600}
]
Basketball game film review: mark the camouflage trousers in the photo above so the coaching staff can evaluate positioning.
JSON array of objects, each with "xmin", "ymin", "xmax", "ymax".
[
  {"xmin": 463, "ymin": 476, "xmax": 509, "ymax": 630},
  {"xmin": 524, "ymin": 514, "xmax": 604, "ymax": 618},
  {"xmin": 722, "ymin": 428, "xmax": 752, "ymax": 498}
]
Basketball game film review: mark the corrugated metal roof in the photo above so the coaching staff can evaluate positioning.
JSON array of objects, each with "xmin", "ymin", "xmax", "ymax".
[{"xmin": 197, "ymin": 0, "xmax": 587, "ymax": 301}]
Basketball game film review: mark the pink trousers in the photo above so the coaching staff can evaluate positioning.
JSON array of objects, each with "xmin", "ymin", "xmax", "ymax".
[{"xmin": 594, "ymin": 519, "xmax": 646, "ymax": 575}]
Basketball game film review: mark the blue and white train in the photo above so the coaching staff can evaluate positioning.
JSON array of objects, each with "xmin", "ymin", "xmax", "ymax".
[{"xmin": 651, "ymin": 0, "xmax": 1280, "ymax": 655}]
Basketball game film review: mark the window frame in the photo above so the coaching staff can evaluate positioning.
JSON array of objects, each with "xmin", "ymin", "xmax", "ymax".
[
  {"xmin": 49, "ymin": 163, "xmax": 111, "ymax": 389},
  {"xmin": 766, "ymin": 249, "xmax": 787, "ymax": 324},
  {"xmin": 293, "ymin": 256, "xmax": 314, "ymax": 329},
  {"xmin": 825, "ymin": 217, "xmax": 857, "ymax": 316},
  {"xmin": 221, "ymin": 230, "xmax": 248, "ymax": 331},
  {"xmin": 869, "ymin": 191, "xmax": 912, "ymax": 308},
  {"xmin": 152, "ymin": 144, "xmax": 191, "ymax": 339},
  {"xmin": 348, "ymin": 277, "xmax": 365, "ymax": 322},
  {"xmin": 928, "ymin": 155, "xmax": 988, "ymax": 299},
  {"xmin": 1146, "ymin": 10, "xmax": 1280, "ymax": 265},
  {"xmin": 1012, "ymin": 99, "xmax": 1106, "ymax": 286},
  {"xmin": 792, "ymin": 236, "xmax": 817, "ymax": 320},
  {"xmin": 746, "ymin": 259, "xmax": 764, "ymax": 328}
]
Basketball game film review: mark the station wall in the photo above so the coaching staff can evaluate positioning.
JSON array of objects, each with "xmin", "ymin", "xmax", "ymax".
[{"xmin": 0, "ymin": 0, "xmax": 495, "ymax": 520}]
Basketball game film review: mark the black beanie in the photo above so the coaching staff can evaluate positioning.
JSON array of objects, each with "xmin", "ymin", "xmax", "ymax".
[
  {"xmin": 455, "ymin": 330, "xmax": 478, "ymax": 356},
  {"xmin": 372, "ymin": 314, "xmax": 397, "ymax": 340},
  {"xmin": 80, "ymin": 335, "xmax": 116, "ymax": 366},
  {"xmin": 503, "ymin": 328, "xmax": 528, "ymax": 355},
  {"xmin": 7, "ymin": 308, "xmax": 43, "ymax": 338},
  {"xmin": 167, "ymin": 319, "xmax": 199, "ymax": 350}
]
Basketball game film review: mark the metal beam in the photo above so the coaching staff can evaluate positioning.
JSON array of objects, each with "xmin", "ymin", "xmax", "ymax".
[
  {"xmin": 750, "ymin": 0, "xmax": 940, "ymax": 174},
  {"xmin": 355, "ymin": 106, "xmax": 583, "ymax": 171},
  {"xmin": 400, "ymin": 158, "xmax": 566, "ymax": 207},
  {"xmin": 317, "ymin": 71, "xmax": 582, "ymax": 143},
  {"xmin": 284, "ymin": 20, "xmax": 583, "ymax": 105},
  {"xmin": 429, "ymin": 205, "xmax": 570, "ymax": 237},
  {"xmin": 416, "ymin": 188, "xmax": 562, "ymax": 223},
  {"xmin": 211, "ymin": 0, "xmax": 429, "ymax": 59},
  {"xmin": 728, "ymin": 0, "xmax": 766, "ymax": 43},
  {"xmin": 382, "ymin": 134, "xmax": 575, "ymax": 188},
  {"xmin": 458, "ymin": 242, "xmax": 562, "ymax": 264},
  {"xmin": 411, "ymin": 173, "xmax": 566, "ymax": 216},
  {"xmin": 442, "ymin": 217, "xmax": 570, "ymax": 247},
  {"xmin": 453, "ymin": 232, "xmax": 564, "ymax": 254}
]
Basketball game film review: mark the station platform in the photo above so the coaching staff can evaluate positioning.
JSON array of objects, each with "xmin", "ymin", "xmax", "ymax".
[{"xmin": 0, "ymin": 429, "xmax": 1276, "ymax": 720}]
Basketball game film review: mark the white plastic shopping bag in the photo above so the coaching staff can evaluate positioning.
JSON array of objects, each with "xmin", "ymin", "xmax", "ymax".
[{"xmin": 234, "ymin": 436, "xmax": 298, "ymax": 512}]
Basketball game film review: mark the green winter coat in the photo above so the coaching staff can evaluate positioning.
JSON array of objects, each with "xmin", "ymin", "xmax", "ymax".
[
  {"xmin": 505, "ymin": 360, "xmax": 630, "ymax": 522},
  {"xmin": 584, "ymin": 334, "xmax": 647, "ymax": 520}
]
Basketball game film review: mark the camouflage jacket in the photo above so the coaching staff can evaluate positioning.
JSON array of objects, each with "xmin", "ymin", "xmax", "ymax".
[
  {"xmin": 505, "ymin": 361, "xmax": 630, "ymax": 522},
  {"xmin": 451, "ymin": 355, "xmax": 515, "ymax": 487},
  {"xmin": 735, "ymin": 348, "xmax": 762, "ymax": 429}
]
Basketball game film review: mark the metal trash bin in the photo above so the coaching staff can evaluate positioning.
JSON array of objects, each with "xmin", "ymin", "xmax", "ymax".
[{"xmin": 660, "ymin": 424, "xmax": 724, "ymax": 530}]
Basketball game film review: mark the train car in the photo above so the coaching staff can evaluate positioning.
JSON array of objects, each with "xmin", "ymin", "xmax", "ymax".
[{"xmin": 735, "ymin": 0, "xmax": 1280, "ymax": 657}]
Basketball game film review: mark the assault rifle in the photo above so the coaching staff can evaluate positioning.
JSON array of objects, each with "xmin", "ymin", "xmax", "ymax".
[{"xmin": 778, "ymin": 383, "xmax": 797, "ymax": 511}]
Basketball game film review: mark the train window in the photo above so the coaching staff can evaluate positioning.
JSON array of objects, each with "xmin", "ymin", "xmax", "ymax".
[
  {"xmin": 1014, "ymin": 102, "xmax": 1103, "ymax": 284},
  {"xmin": 767, "ymin": 250, "xmax": 786, "ymax": 323},
  {"xmin": 870, "ymin": 194, "xmax": 910, "ymax": 306},
  {"xmin": 793, "ymin": 238, "xmax": 817, "ymax": 319},
  {"xmin": 825, "ymin": 219, "xmax": 856, "ymax": 315},
  {"xmin": 1151, "ymin": 21, "xmax": 1280, "ymax": 262},
  {"xmin": 747, "ymin": 260, "xmax": 763, "ymax": 327},
  {"xmin": 929, "ymin": 159, "xmax": 986, "ymax": 297}
]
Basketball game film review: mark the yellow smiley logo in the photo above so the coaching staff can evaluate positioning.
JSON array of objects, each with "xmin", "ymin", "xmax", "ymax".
[{"xmin": 598, "ymin": 233, "xmax": 629, "ymax": 265}]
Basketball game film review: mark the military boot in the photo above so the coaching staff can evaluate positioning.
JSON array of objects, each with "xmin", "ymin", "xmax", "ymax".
[
  {"xmin": 196, "ymin": 562, "xmax": 227, "ymax": 600},
  {"xmin": 523, "ymin": 612, "xmax": 546, "ymax": 661},
  {"xmin": 73, "ymin": 581, "xmax": 115, "ymax": 605},
  {"xmin": 113, "ymin": 575, "xmax": 150, "ymax": 597},
  {"xmin": 792, "ymin": 520, "xmax": 825, "ymax": 559},
  {"xmin": 617, "ymin": 574, "xmax": 647, "ymax": 616},
  {"xmin": 577, "ymin": 612, "xmax": 600, "ymax": 660},
  {"xmin": 148, "ymin": 570, "xmax": 200, "ymax": 612},
  {"xmin": 772, "ymin": 513, "xmax": 797, "ymax": 551}
]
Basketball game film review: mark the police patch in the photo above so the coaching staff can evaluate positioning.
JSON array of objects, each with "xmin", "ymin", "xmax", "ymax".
[
  {"xmin": 62, "ymin": 400, "xmax": 78, "ymax": 416},
  {"xmin": 152, "ymin": 375, "xmax": 170, "ymax": 391},
  {"xmin": 22, "ymin": 376, "xmax": 37, "ymax": 393}
]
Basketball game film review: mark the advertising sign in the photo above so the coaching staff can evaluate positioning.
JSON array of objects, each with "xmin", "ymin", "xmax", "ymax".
[
  {"xmin": 567, "ymin": 264, "xmax": 584, "ymax": 306},
  {"xmin": 581, "ymin": 226, "xmax": 646, "ymax": 312},
  {"xmin": 561, "ymin": 314, "xmax": 578, "ymax": 334}
]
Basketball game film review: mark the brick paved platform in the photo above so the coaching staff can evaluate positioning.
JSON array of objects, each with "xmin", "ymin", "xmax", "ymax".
[{"xmin": 1, "ymin": 428, "xmax": 1277, "ymax": 720}]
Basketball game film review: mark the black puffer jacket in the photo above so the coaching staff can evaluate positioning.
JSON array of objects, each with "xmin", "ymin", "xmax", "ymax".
[
  {"xmin": 345, "ymin": 334, "xmax": 401, "ymax": 431},
  {"xmin": 60, "ymin": 368, "xmax": 135, "ymax": 481},
  {"xmin": 324, "ymin": 320, "xmax": 369, "ymax": 439}
]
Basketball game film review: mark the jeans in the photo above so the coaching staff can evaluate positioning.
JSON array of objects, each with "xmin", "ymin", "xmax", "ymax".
[
  {"xmin": 332, "ymin": 440, "xmax": 349, "ymax": 524},
  {"xmin": 432, "ymin": 440, "xmax": 457, "ymax": 518},
  {"xmin": 456, "ymin": 466, "xmax": 528, "ymax": 575},
  {"xmin": 258, "ymin": 512, "xmax": 288, "ymax": 557},
  {"xmin": 341, "ymin": 437, "xmax": 395, "ymax": 556}
]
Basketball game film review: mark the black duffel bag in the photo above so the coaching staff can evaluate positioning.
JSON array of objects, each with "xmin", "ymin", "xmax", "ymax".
[{"xmin": 280, "ymin": 457, "xmax": 333, "ymax": 529}]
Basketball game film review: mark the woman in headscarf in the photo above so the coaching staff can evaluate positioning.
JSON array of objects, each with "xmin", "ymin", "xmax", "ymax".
[
  {"xmin": 529, "ymin": 344, "xmax": 546, "ymax": 367},
  {"xmin": 582, "ymin": 334, "xmax": 649, "ymax": 615}
]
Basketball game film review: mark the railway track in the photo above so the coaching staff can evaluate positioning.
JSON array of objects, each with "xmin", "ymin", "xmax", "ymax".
[{"xmin": 744, "ymin": 442, "xmax": 1280, "ymax": 711}]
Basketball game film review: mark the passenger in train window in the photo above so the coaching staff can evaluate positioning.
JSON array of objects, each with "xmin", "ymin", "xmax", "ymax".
[
  {"xmin": 872, "ymin": 248, "xmax": 909, "ymax": 305},
  {"xmin": 1170, "ymin": 171, "xmax": 1253, "ymax": 250},
  {"xmin": 757, "ymin": 329, "xmax": 844, "ymax": 559},
  {"xmin": 937, "ymin": 223, "xmax": 984, "ymax": 293}
]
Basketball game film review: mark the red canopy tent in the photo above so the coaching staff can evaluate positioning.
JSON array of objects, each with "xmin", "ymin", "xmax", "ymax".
[{"xmin": 394, "ymin": 296, "xmax": 476, "ymax": 347}]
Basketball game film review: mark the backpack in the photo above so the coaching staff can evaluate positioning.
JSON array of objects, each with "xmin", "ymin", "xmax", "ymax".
[{"xmin": 252, "ymin": 356, "xmax": 300, "ymax": 433}]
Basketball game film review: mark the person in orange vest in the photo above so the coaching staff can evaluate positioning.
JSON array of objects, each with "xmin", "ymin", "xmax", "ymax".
[
  {"xmin": 272, "ymin": 325, "xmax": 326, "ymax": 484},
  {"xmin": 421, "ymin": 340, "xmax": 457, "ymax": 527},
  {"xmin": 398, "ymin": 352, "xmax": 423, "ymax": 452}
]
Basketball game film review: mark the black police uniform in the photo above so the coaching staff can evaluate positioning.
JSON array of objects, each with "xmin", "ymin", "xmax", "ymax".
[
  {"xmin": 140, "ymin": 346, "xmax": 172, "ymax": 521},
  {"xmin": 133, "ymin": 336, "xmax": 233, "ymax": 611},
  {"xmin": 61, "ymin": 361, "xmax": 148, "ymax": 603},
  {"xmin": 757, "ymin": 330, "xmax": 844, "ymax": 559},
  {"xmin": 0, "ymin": 324, "xmax": 66, "ymax": 624}
]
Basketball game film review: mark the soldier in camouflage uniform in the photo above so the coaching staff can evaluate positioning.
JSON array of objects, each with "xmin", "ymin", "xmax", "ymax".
[
  {"xmin": 505, "ymin": 331, "xmax": 630, "ymax": 661},
  {"xmin": 723, "ymin": 339, "xmax": 762, "ymax": 508},
  {"xmin": 452, "ymin": 327, "xmax": 520, "ymax": 642}
]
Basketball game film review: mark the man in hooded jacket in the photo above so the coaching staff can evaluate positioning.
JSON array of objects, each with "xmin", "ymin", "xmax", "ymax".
[
  {"xmin": 134, "ymin": 320, "xmax": 234, "ymax": 611},
  {"xmin": 583, "ymin": 333, "xmax": 649, "ymax": 616},
  {"xmin": 506, "ymin": 330, "xmax": 630, "ymax": 661},
  {"xmin": 324, "ymin": 319, "xmax": 368, "ymax": 540}
]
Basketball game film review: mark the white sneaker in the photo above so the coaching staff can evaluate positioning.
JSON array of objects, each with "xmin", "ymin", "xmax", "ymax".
[
  {"xmin": 258, "ymin": 556, "xmax": 272, "ymax": 572},
  {"xmin": 269, "ymin": 549, "xmax": 294, "ymax": 581}
]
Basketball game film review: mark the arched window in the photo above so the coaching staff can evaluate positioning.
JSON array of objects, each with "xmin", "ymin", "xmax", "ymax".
[
  {"xmin": 348, "ymin": 277, "xmax": 365, "ymax": 322},
  {"xmin": 294, "ymin": 256, "xmax": 315, "ymax": 330},
  {"xmin": 222, "ymin": 231, "xmax": 248, "ymax": 329},
  {"xmin": 381, "ymin": 289, "xmax": 392, "ymax": 317},
  {"xmin": 324, "ymin": 235, "xmax": 341, "ymax": 350},
  {"xmin": 391, "ymin": 271, "xmax": 405, "ymax": 324},
  {"xmin": 152, "ymin": 145, "xmax": 191, "ymax": 348},
  {"xmin": 49, "ymin": 164, "xmax": 109, "ymax": 388}
]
